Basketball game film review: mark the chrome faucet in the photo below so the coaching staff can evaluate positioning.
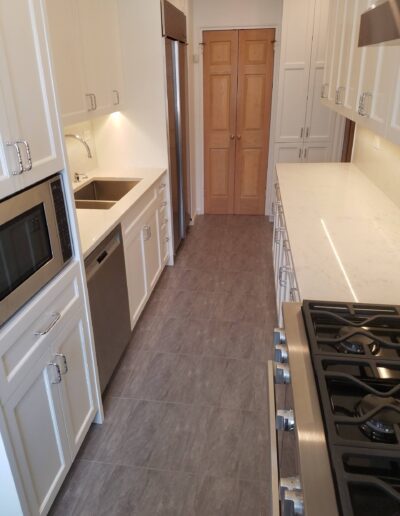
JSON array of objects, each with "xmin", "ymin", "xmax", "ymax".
[{"xmin": 64, "ymin": 133, "xmax": 93, "ymax": 158}]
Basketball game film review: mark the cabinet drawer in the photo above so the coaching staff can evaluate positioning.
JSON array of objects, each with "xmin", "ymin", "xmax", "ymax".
[
  {"xmin": 122, "ymin": 186, "xmax": 157, "ymax": 238},
  {"xmin": 0, "ymin": 263, "xmax": 82, "ymax": 402}
]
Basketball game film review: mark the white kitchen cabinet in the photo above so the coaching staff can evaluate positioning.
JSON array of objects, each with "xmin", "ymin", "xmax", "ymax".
[
  {"xmin": 52, "ymin": 306, "xmax": 97, "ymax": 459},
  {"xmin": 0, "ymin": 0, "xmax": 64, "ymax": 200},
  {"xmin": 0, "ymin": 263, "xmax": 100, "ymax": 516},
  {"xmin": 45, "ymin": 0, "xmax": 89, "ymax": 125},
  {"xmin": 46, "ymin": 0, "xmax": 124, "ymax": 125},
  {"xmin": 122, "ymin": 175, "xmax": 170, "ymax": 329},
  {"xmin": 322, "ymin": 0, "xmax": 400, "ymax": 146},
  {"xmin": 123, "ymin": 218, "xmax": 148, "ymax": 328},
  {"xmin": 2, "ymin": 348, "xmax": 70, "ymax": 516},
  {"xmin": 143, "ymin": 209, "xmax": 162, "ymax": 292}
]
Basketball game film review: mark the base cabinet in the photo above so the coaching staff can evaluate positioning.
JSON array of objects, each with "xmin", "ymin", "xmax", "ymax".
[
  {"xmin": 122, "ymin": 174, "xmax": 170, "ymax": 330},
  {"xmin": 3, "ymin": 348, "xmax": 70, "ymax": 516},
  {"xmin": 0, "ymin": 264, "xmax": 99, "ymax": 516}
]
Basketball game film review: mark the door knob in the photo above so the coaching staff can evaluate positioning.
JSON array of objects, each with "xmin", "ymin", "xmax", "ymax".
[
  {"xmin": 237, "ymin": 135, "xmax": 242, "ymax": 140},
  {"xmin": 230, "ymin": 134, "xmax": 235, "ymax": 140}
]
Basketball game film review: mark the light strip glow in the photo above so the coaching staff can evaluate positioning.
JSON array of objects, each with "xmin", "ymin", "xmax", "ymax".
[{"xmin": 320, "ymin": 219, "xmax": 359, "ymax": 302}]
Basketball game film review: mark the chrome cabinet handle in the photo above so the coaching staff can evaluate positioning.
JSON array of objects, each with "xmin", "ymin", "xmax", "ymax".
[
  {"xmin": 160, "ymin": 201, "xmax": 167, "ymax": 208},
  {"xmin": 113, "ymin": 89, "xmax": 120, "ymax": 106},
  {"xmin": 143, "ymin": 225, "xmax": 151, "ymax": 241},
  {"xmin": 6, "ymin": 141, "xmax": 24, "ymax": 175},
  {"xmin": 279, "ymin": 266, "xmax": 292, "ymax": 287},
  {"xmin": 358, "ymin": 92, "xmax": 372, "ymax": 117},
  {"xmin": 289, "ymin": 287, "xmax": 299, "ymax": 302},
  {"xmin": 335, "ymin": 86, "xmax": 345, "ymax": 105},
  {"xmin": 86, "ymin": 93, "xmax": 94, "ymax": 111},
  {"xmin": 298, "ymin": 148, "xmax": 302, "ymax": 159},
  {"xmin": 55, "ymin": 354, "xmax": 68, "ymax": 375},
  {"xmin": 304, "ymin": 148, "xmax": 308, "ymax": 160},
  {"xmin": 321, "ymin": 83, "xmax": 328, "ymax": 99},
  {"xmin": 92, "ymin": 94, "xmax": 97, "ymax": 110},
  {"xmin": 159, "ymin": 183, "xmax": 166, "ymax": 190},
  {"xmin": 274, "ymin": 227, "xmax": 285, "ymax": 243},
  {"xmin": 17, "ymin": 140, "xmax": 32, "ymax": 172},
  {"xmin": 300, "ymin": 127, "xmax": 304, "ymax": 138},
  {"xmin": 49, "ymin": 363, "xmax": 62, "ymax": 384},
  {"xmin": 305, "ymin": 127, "xmax": 310, "ymax": 138},
  {"xmin": 165, "ymin": 236, "xmax": 170, "ymax": 242},
  {"xmin": 35, "ymin": 312, "xmax": 61, "ymax": 336}
]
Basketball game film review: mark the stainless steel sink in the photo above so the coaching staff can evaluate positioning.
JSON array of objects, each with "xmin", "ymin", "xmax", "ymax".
[
  {"xmin": 75, "ymin": 200, "xmax": 116, "ymax": 210},
  {"xmin": 74, "ymin": 179, "xmax": 140, "ymax": 202}
]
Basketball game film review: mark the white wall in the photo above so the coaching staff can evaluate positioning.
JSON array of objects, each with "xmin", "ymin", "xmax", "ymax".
[
  {"xmin": 191, "ymin": 0, "xmax": 283, "ymax": 214},
  {"xmin": 92, "ymin": 0, "xmax": 169, "ymax": 171},
  {"xmin": 353, "ymin": 126, "xmax": 400, "ymax": 210}
]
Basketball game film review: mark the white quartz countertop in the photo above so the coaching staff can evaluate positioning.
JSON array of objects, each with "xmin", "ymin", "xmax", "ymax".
[
  {"xmin": 276, "ymin": 162, "xmax": 400, "ymax": 304},
  {"xmin": 73, "ymin": 167, "xmax": 166, "ymax": 258}
]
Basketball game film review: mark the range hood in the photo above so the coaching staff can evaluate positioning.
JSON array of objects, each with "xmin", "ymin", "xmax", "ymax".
[{"xmin": 359, "ymin": 0, "xmax": 400, "ymax": 46}]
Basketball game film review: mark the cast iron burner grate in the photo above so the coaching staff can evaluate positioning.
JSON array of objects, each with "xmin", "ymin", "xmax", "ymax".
[{"xmin": 302, "ymin": 300, "xmax": 400, "ymax": 516}]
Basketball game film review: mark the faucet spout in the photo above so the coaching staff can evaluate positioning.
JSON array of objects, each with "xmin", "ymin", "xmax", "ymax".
[{"xmin": 64, "ymin": 133, "xmax": 93, "ymax": 159}]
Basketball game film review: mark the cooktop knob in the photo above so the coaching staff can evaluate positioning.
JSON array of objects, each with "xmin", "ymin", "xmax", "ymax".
[
  {"xmin": 274, "ymin": 363, "xmax": 291, "ymax": 384},
  {"xmin": 275, "ymin": 343, "xmax": 288, "ymax": 363},
  {"xmin": 276, "ymin": 409, "xmax": 295, "ymax": 432},
  {"xmin": 273, "ymin": 328, "xmax": 286, "ymax": 345},
  {"xmin": 282, "ymin": 489, "xmax": 304, "ymax": 516}
]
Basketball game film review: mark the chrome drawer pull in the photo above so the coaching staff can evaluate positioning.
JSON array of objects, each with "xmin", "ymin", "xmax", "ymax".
[
  {"xmin": 160, "ymin": 201, "xmax": 167, "ymax": 208},
  {"xmin": 143, "ymin": 225, "xmax": 151, "ymax": 241},
  {"xmin": 113, "ymin": 89, "xmax": 120, "ymax": 106},
  {"xmin": 6, "ymin": 141, "xmax": 24, "ymax": 175},
  {"xmin": 55, "ymin": 353, "xmax": 68, "ymax": 375},
  {"xmin": 49, "ymin": 363, "xmax": 62, "ymax": 384},
  {"xmin": 159, "ymin": 183, "xmax": 166, "ymax": 190},
  {"xmin": 35, "ymin": 312, "xmax": 61, "ymax": 336}
]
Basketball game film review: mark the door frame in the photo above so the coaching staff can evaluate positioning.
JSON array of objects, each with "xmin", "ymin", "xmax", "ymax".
[{"xmin": 195, "ymin": 23, "xmax": 281, "ymax": 216}]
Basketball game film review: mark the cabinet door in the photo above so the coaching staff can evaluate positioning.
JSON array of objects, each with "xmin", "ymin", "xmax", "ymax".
[
  {"xmin": 45, "ymin": 0, "xmax": 89, "ymax": 125},
  {"xmin": 0, "ymin": 0, "xmax": 63, "ymax": 191},
  {"xmin": 386, "ymin": 65, "xmax": 400, "ymax": 145},
  {"xmin": 275, "ymin": 0, "xmax": 315, "ymax": 143},
  {"xmin": 325, "ymin": 0, "xmax": 343, "ymax": 103},
  {"xmin": 3, "ymin": 349, "xmax": 70, "ymax": 516},
  {"xmin": 274, "ymin": 143, "xmax": 303, "ymax": 164},
  {"xmin": 52, "ymin": 308, "xmax": 96, "ymax": 460},
  {"xmin": 343, "ymin": 0, "xmax": 371, "ymax": 112},
  {"xmin": 304, "ymin": 143, "xmax": 332, "ymax": 162},
  {"xmin": 143, "ymin": 209, "xmax": 162, "ymax": 292},
  {"xmin": 305, "ymin": 0, "xmax": 337, "ymax": 142},
  {"xmin": 336, "ymin": 0, "xmax": 358, "ymax": 106},
  {"xmin": 106, "ymin": 0, "xmax": 124, "ymax": 109},
  {"xmin": 123, "ymin": 221, "xmax": 148, "ymax": 329},
  {"xmin": 77, "ymin": 0, "xmax": 120, "ymax": 115}
]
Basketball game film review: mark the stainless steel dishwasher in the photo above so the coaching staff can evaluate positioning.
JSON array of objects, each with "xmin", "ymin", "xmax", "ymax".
[{"xmin": 85, "ymin": 225, "xmax": 131, "ymax": 393}]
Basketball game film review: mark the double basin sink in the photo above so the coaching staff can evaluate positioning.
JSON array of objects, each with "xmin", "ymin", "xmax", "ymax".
[{"xmin": 74, "ymin": 179, "xmax": 140, "ymax": 210}]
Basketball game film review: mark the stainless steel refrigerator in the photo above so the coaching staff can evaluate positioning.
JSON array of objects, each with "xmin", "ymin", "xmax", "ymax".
[{"xmin": 162, "ymin": 0, "xmax": 191, "ymax": 253}]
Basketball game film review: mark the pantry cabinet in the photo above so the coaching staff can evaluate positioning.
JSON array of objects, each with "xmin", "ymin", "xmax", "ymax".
[
  {"xmin": 46, "ymin": 0, "xmax": 124, "ymax": 125},
  {"xmin": 272, "ymin": 0, "xmax": 342, "ymax": 203},
  {"xmin": 321, "ymin": 0, "xmax": 400, "ymax": 145},
  {"xmin": 0, "ymin": 0, "xmax": 64, "ymax": 200}
]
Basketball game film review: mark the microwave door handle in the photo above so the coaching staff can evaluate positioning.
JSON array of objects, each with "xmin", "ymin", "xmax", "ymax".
[{"xmin": 35, "ymin": 312, "xmax": 61, "ymax": 336}]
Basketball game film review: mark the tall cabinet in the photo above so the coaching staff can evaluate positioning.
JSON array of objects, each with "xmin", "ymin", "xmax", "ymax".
[{"xmin": 271, "ymin": 0, "xmax": 343, "ymax": 201}]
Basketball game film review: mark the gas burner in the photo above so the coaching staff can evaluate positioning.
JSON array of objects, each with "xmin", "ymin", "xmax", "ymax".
[
  {"xmin": 336, "ymin": 327, "xmax": 380, "ymax": 355},
  {"xmin": 356, "ymin": 394, "xmax": 400, "ymax": 443}
]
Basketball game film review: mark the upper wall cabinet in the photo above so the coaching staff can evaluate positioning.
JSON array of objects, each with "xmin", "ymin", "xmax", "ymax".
[
  {"xmin": 46, "ymin": 0, "xmax": 124, "ymax": 126},
  {"xmin": 0, "ymin": 0, "xmax": 64, "ymax": 200},
  {"xmin": 321, "ymin": 0, "xmax": 400, "ymax": 145}
]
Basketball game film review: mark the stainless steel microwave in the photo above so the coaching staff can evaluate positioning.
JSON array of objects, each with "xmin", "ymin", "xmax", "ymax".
[{"xmin": 0, "ymin": 174, "xmax": 73, "ymax": 327}]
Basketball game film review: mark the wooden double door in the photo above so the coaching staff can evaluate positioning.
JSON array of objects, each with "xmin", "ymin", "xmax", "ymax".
[{"xmin": 204, "ymin": 28, "xmax": 275, "ymax": 215}]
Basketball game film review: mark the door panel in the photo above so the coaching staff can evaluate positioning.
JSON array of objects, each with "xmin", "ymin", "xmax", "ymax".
[
  {"xmin": 234, "ymin": 29, "xmax": 275, "ymax": 215},
  {"xmin": 204, "ymin": 30, "xmax": 238, "ymax": 214}
]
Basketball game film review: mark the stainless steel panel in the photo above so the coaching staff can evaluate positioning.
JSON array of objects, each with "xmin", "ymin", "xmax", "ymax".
[
  {"xmin": 282, "ymin": 303, "xmax": 339, "ymax": 516},
  {"xmin": 359, "ymin": 0, "xmax": 400, "ymax": 46},
  {"xmin": 85, "ymin": 225, "xmax": 131, "ymax": 393},
  {"xmin": 74, "ymin": 179, "xmax": 140, "ymax": 201},
  {"xmin": 268, "ymin": 361, "xmax": 280, "ymax": 516},
  {"xmin": 165, "ymin": 37, "xmax": 181, "ymax": 252}
]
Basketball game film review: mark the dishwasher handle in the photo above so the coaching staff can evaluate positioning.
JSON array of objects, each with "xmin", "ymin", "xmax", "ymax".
[{"xmin": 85, "ymin": 229, "xmax": 122, "ymax": 282}]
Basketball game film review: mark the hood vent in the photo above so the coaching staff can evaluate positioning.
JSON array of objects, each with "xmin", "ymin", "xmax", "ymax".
[{"xmin": 359, "ymin": 0, "xmax": 400, "ymax": 46}]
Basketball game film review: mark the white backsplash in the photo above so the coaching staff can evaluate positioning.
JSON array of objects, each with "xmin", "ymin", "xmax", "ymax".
[
  {"xmin": 64, "ymin": 121, "xmax": 98, "ymax": 179},
  {"xmin": 353, "ymin": 126, "xmax": 400, "ymax": 209}
]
